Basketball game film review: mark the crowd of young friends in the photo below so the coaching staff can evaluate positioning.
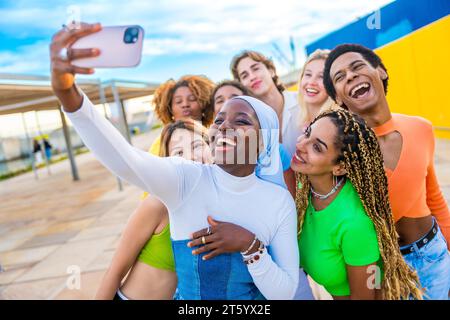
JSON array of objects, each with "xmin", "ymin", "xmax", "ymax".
[{"xmin": 50, "ymin": 23, "xmax": 450, "ymax": 300}]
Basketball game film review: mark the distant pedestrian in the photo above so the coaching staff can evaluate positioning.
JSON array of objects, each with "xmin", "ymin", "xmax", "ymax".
[
  {"xmin": 33, "ymin": 139, "xmax": 43, "ymax": 164},
  {"xmin": 43, "ymin": 138, "xmax": 53, "ymax": 161}
]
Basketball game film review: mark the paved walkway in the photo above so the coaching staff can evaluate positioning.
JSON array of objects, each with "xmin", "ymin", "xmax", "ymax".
[
  {"xmin": 0, "ymin": 129, "xmax": 160, "ymax": 299},
  {"xmin": 0, "ymin": 134, "xmax": 449, "ymax": 299}
]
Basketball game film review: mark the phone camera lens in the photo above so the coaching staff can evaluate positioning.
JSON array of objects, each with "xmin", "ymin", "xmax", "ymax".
[{"xmin": 124, "ymin": 27, "xmax": 139, "ymax": 44}]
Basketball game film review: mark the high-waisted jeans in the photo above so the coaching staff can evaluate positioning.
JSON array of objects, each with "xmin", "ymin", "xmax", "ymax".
[
  {"xmin": 172, "ymin": 239, "xmax": 265, "ymax": 300},
  {"xmin": 400, "ymin": 220, "xmax": 450, "ymax": 300}
]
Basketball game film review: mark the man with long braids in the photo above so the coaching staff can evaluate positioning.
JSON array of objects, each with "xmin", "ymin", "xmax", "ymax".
[{"xmin": 323, "ymin": 44, "xmax": 450, "ymax": 299}]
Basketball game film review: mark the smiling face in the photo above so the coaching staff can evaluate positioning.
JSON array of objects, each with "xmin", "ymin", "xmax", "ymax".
[
  {"xmin": 209, "ymin": 99, "xmax": 261, "ymax": 166},
  {"xmin": 236, "ymin": 57, "xmax": 276, "ymax": 97},
  {"xmin": 171, "ymin": 86, "xmax": 203, "ymax": 121},
  {"xmin": 168, "ymin": 128, "xmax": 212, "ymax": 164},
  {"xmin": 329, "ymin": 52, "xmax": 388, "ymax": 115},
  {"xmin": 300, "ymin": 59, "xmax": 329, "ymax": 107},
  {"xmin": 213, "ymin": 85, "xmax": 244, "ymax": 116},
  {"xmin": 291, "ymin": 117, "xmax": 344, "ymax": 177}
]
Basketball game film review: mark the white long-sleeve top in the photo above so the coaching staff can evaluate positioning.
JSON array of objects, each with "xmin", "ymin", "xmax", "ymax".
[{"xmin": 65, "ymin": 92, "xmax": 299, "ymax": 299}]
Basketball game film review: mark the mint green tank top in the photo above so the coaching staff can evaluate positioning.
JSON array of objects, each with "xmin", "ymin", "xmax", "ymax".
[{"xmin": 138, "ymin": 223, "xmax": 175, "ymax": 271}]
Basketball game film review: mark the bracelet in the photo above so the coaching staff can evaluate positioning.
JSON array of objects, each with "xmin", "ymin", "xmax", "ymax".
[
  {"xmin": 240, "ymin": 235, "xmax": 258, "ymax": 255},
  {"xmin": 243, "ymin": 243, "xmax": 266, "ymax": 265}
]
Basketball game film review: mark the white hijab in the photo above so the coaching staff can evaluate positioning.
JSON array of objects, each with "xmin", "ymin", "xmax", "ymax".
[{"xmin": 231, "ymin": 96, "xmax": 286, "ymax": 189}]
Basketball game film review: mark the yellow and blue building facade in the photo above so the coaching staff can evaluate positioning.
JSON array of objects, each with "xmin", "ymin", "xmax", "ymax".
[{"xmin": 305, "ymin": 0, "xmax": 450, "ymax": 138}]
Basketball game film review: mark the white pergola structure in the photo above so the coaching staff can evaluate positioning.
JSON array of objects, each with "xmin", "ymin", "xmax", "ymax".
[{"xmin": 0, "ymin": 73, "xmax": 158, "ymax": 183}]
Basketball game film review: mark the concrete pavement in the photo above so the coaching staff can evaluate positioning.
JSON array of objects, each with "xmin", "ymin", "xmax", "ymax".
[{"xmin": 0, "ymin": 133, "xmax": 449, "ymax": 299}]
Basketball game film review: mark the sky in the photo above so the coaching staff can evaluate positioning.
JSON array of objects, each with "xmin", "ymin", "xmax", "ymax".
[
  {"xmin": 0, "ymin": 0, "xmax": 395, "ymax": 139},
  {"xmin": 0, "ymin": 0, "xmax": 393, "ymax": 83}
]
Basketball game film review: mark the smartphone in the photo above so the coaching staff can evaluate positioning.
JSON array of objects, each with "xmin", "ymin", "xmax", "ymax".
[{"xmin": 71, "ymin": 25, "xmax": 144, "ymax": 68}]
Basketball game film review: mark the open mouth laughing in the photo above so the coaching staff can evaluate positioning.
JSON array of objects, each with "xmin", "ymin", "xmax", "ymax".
[
  {"xmin": 216, "ymin": 137, "xmax": 237, "ymax": 147},
  {"xmin": 349, "ymin": 82, "xmax": 371, "ymax": 99},
  {"xmin": 305, "ymin": 87, "xmax": 319, "ymax": 97}
]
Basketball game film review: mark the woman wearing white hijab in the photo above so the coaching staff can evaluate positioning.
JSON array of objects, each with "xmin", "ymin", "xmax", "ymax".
[
  {"xmin": 50, "ymin": 23, "xmax": 299, "ymax": 299},
  {"xmin": 61, "ymin": 91, "xmax": 298, "ymax": 300}
]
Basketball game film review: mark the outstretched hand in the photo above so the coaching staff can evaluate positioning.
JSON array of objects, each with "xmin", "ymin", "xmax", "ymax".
[
  {"xmin": 187, "ymin": 216, "xmax": 256, "ymax": 260},
  {"xmin": 50, "ymin": 22, "xmax": 102, "ymax": 111},
  {"xmin": 50, "ymin": 22, "xmax": 102, "ymax": 91}
]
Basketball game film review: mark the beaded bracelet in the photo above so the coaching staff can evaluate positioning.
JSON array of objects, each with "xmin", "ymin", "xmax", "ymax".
[
  {"xmin": 243, "ymin": 242, "xmax": 266, "ymax": 265},
  {"xmin": 240, "ymin": 235, "xmax": 258, "ymax": 255}
]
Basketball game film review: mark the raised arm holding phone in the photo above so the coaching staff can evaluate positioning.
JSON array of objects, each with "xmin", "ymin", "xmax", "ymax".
[{"xmin": 50, "ymin": 22, "xmax": 300, "ymax": 300}]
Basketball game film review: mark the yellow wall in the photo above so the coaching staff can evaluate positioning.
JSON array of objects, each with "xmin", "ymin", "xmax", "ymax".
[
  {"xmin": 291, "ymin": 15, "xmax": 450, "ymax": 138},
  {"xmin": 376, "ymin": 15, "xmax": 450, "ymax": 139}
]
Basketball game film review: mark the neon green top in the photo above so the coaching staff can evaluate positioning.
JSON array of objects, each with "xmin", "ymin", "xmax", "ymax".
[
  {"xmin": 298, "ymin": 180, "xmax": 382, "ymax": 296},
  {"xmin": 138, "ymin": 223, "xmax": 175, "ymax": 271}
]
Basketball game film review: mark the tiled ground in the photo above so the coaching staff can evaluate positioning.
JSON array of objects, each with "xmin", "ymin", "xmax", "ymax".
[
  {"xmin": 0, "ymin": 129, "xmax": 159, "ymax": 299},
  {"xmin": 0, "ymin": 131, "xmax": 449, "ymax": 300}
]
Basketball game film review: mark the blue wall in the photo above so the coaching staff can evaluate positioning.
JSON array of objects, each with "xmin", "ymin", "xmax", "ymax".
[{"xmin": 305, "ymin": 0, "xmax": 450, "ymax": 54}]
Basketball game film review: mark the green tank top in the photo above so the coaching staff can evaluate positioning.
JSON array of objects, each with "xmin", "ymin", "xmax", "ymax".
[
  {"xmin": 298, "ymin": 180, "xmax": 383, "ymax": 296},
  {"xmin": 138, "ymin": 223, "xmax": 175, "ymax": 271}
]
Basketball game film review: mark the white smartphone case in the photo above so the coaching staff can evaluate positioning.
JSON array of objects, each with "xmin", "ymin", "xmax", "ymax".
[{"xmin": 71, "ymin": 25, "xmax": 144, "ymax": 68}]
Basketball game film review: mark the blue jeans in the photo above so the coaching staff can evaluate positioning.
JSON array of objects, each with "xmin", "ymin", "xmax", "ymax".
[
  {"xmin": 400, "ymin": 222, "xmax": 450, "ymax": 300},
  {"xmin": 172, "ymin": 239, "xmax": 265, "ymax": 300}
]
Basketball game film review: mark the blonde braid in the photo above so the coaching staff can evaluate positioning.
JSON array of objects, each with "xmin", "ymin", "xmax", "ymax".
[{"xmin": 295, "ymin": 109, "xmax": 423, "ymax": 300}]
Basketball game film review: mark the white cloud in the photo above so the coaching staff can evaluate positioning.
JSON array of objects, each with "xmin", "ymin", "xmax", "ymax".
[
  {"xmin": 0, "ymin": 0, "xmax": 393, "ymax": 76},
  {"xmin": 138, "ymin": 0, "xmax": 393, "ymax": 56},
  {"xmin": 0, "ymin": 41, "xmax": 50, "ymax": 74}
]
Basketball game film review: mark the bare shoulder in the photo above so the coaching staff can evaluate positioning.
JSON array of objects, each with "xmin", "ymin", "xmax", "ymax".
[
  {"xmin": 142, "ymin": 195, "xmax": 167, "ymax": 210},
  {"xmin": 393, "ymin": 113, "xmax": 433, "ymax": 131}
]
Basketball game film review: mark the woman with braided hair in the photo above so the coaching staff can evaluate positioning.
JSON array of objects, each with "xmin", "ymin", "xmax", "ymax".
[{"xmin": 293, "ymin": 108, "xmax": 422, "ymax": 300}]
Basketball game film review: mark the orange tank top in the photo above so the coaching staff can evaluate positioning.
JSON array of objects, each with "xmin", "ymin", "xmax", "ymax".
[{"xmin": 373, "ymin": 114, "xmax": 450, "ymax": 247}]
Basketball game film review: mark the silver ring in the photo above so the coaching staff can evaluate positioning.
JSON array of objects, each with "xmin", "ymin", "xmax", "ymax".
[
  {"xmin": 206, "ymin": 226, "xmax": 211, "ymax": 235},
  {"xmin": 58, "ymin": 47, "xmax": 69, "ymax": 61}
]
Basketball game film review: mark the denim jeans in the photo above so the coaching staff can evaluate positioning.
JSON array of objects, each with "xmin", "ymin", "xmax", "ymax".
[
  {"xmin": 172, "ymin": 239, "xmax": 266, "ymax": 300},
  {"xmin": 400, "ymin": 222, "xmax": 450, "ymax": 300},
  {"xmin": 293, "ymin": 268, "xmax": 315, "ymax": 300}
]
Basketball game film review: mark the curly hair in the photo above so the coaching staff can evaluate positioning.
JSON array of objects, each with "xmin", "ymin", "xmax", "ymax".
[
  {"xmin": 230, "ymin": 50, "xmax": 285, "ymax": 93},
  {"xmin": 153, "ymin": 75, "xmax": 215, "ymax": 127},
  {"xmin": 295, "ymin": 108, "xmax": 422, "ymax": 300},
  {"xmin": 323, "ymin": 44, "xmax": 389, "ymax": 104}
]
